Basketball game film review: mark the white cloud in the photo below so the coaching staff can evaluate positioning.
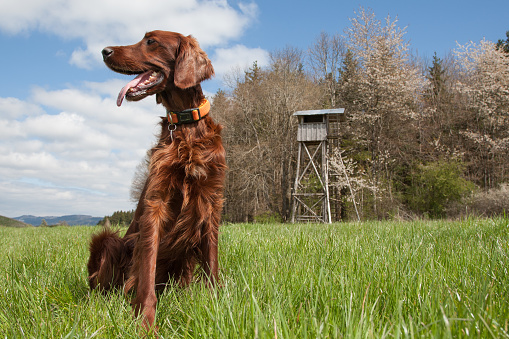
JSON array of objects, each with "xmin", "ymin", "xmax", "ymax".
[
  {"xmin": 70, "ymin": 48, "xmax": 96, "ymax": 70},
  {"xmin": 0, "ymin": 119, "xmax": 24, "ymax": 140},
  {"xmin": 0, "ymin": 80, "xmax": 165, "ymax": 217},
  {"xmin": 0, "ymin": 0, "xmax": 259, "ymax": 69},
  {"xmin": 0, "ymin": 179, "xmax": 124, "ymax": 217},
  {"xmin": 212, "ymin": 44, "xmax": 270, "ymax": 78},
  {"xmin": 0, "ymin": 97, "xmax": 44, "ymax": 119}
]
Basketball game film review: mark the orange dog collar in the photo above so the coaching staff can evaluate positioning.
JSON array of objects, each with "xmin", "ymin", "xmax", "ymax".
[{"xmin": 167, "ymin": 99, "xmax": 210, "ymax": 125}]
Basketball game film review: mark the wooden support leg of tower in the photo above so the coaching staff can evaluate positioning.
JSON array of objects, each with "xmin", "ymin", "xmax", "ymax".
[
  {"xmin": 291, "ymin": 143, "xmax": 302, "ymax": 223},
  {"xmin": 322, "ymin": 140, "xmax": 332, "ymax": 223}
]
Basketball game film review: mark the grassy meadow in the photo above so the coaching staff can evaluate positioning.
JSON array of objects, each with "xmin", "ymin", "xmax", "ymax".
[{"xmin": 0, "ymin": 219, "xmax": 508, "ymax": 338}]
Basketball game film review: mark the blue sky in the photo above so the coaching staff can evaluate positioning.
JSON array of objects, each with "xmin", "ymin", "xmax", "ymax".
[{"xmin": 0, "ymin": 0, "xmax": 507, "ymax": 218}]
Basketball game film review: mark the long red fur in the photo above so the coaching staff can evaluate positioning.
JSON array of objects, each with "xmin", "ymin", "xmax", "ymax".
[{"xmin": 87, "ymin": 31, "xmax": 226, "ymax": 331}]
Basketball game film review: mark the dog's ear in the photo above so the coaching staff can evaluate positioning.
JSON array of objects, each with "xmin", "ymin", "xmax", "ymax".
[{"xmin": 174, "ymin": 35, "xmax": 214, "ymax": 89}]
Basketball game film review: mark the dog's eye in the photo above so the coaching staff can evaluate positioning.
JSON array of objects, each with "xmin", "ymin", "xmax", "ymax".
[{"xmin": 146, "ymin": 39, "xmax": 157, "ymax": 46}]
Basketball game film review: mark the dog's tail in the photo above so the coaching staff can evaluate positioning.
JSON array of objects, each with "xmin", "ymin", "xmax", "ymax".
[{"xmin": 87, "ymin": 228, "xmax": 131, "ymax": 291}]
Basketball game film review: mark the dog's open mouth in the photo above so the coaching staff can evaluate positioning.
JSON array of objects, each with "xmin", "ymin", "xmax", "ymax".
[{"xmin": 117, "ymin": 71, "xmax": 165, "ymax": 106}]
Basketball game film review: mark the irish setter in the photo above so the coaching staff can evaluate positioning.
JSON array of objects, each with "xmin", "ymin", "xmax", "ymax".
[{"xmin": 87, "ymin": 30, "xmax": 226, "ymax": 330}]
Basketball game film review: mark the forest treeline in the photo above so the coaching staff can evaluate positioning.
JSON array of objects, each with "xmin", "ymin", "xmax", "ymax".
[
  {"xmin": 98, "ymin": 210, "xmax": 134, "ymax": 227},
  {"xmin": 206, "ymin": 8, "xmax": 509, "ymax": 222}
]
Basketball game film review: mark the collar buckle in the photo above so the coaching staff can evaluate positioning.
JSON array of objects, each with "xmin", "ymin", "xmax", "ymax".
[{"xmin": 175, "ymin": 110, "xmax": 194, "ymax": 123}]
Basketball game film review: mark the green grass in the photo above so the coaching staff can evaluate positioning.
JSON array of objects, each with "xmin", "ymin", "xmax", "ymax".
[{"xmin": 0, "ymin": 219, "xmax": 508, "ymax": 338}]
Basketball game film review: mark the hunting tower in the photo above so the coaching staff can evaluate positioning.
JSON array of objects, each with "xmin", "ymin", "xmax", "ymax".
[{"xmin": 291, "ymin": 108, "xmax": 345, "ymax": 223}]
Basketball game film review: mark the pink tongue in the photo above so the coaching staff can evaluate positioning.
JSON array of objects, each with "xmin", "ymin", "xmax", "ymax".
[{"xmin": 116, "ymin": 71, "xmax": 152, "ymax": 107}]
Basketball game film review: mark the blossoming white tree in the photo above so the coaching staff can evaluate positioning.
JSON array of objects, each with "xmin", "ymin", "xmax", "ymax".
[
  {"xmin": 455, "ymin": 39, "xmax": 509, "ymax": 188},
  {"xmin": 336, "ymin": 7, "xmax": 425, "ymax": 217}
]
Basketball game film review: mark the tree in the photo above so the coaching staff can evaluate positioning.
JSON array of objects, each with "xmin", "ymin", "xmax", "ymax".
[
  {"xmin": 343, "ymin": 7, "xmax": 426, "ymax": 217},
  {"xmin": 496, "ymin": 30, "xmax": 509, "ymax": 53},
  {"xmin": 308, "ymin": 31, "xmax": 345, "ymax": 107},
  {"xmin": 244, "ymin": 61, "xmax": 262, "ymax": 83},
  {"xmin": 426, "ymin": 52, "xmax": 447, "ymax": 100},
  {"xmin": 420, "ymin": 52, "xmax": 450, "ymax": 158},
  {"xmin": 406, "ymin": 159, "xmax": 474, "ymax": 218},
  {"xmin": 418, "ymin": 52, "xmax": 464, "ymax": 160},
  {"xmin": 98, "ymin": 210, "xmax": 134, "ymax": 226},
  {"xmin": 337, "ymin": 49, "xmax": 359, "ymax": 108},
  {"xmin": 455, "ymin": 39, "xmax": 509, "ymax": 188}
]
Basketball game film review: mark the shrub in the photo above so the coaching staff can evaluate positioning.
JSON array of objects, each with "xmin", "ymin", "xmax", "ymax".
[
  {"xmin": 254, "ymin": 211, "xmax": 283, "ymax": 224},
  {"xmin": 469, "ymin": 184, "xmax": 509, "ymax": 217},
  {"xmin": 406, "ymin": 159, "xmax": 475, "ymax": 218}
]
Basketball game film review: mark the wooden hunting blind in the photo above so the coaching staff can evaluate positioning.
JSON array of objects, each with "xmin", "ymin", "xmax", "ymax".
[{"xmin": 291, "ymin": 108, "xmax": 345, "ymax": 223}]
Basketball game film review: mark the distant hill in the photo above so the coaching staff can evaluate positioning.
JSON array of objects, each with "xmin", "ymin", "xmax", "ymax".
[
  {"xmin": 14, "ymin": 215, "xmax": 102, "ymax": 226},
  {"xmin": 0, "ymin": 215, "xmax": 32, "ymax": 228}
]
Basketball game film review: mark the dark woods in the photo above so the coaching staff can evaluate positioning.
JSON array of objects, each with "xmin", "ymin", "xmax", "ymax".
[{"xmin": 98, "ymin": 210, "xmax": 134, "ymax": 227}]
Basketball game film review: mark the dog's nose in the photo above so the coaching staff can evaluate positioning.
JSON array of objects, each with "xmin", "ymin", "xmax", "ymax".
[{"xmin": 102, "ymin": 47, "xmax": 114, "ymax": 60}]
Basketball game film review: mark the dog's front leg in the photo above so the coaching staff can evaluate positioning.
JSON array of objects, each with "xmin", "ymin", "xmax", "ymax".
[
  {"xmin": 200, "ymin": 235, "xmax": 218, "ymax": 287},
  {"xmin": 130, "ymin": 198, "xmax": 167, "ymax": 330},
  {"xmin": 177, "ymin": 182, "xmax": 222, "ymax": 287}
]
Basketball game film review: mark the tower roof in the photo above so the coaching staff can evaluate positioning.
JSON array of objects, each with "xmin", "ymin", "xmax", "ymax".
[{"xmin": 293, "ymin": 108, "xmax": 345, "ymax": 116}]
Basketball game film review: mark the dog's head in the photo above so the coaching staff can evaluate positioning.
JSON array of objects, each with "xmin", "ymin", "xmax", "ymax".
[{"xmin": 102, "ymin": 30, "xmax": 214, "ymax": 106}]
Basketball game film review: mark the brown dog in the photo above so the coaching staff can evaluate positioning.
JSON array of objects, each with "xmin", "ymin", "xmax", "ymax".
[{"xmin": 87, "ymin": 30, "xmax": 226, "ymax": 330}]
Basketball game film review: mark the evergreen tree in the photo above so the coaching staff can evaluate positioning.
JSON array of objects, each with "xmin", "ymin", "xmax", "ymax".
[
  {"xmin": 337, "ymin": 49, "xmax": 359, "ymax": 107},
  {"xmin": 426, "ymin": 52, "xmax": 447, "ymax": 100},
  {"xmin": 496, "ymin": 30, "xmax": 509, "ymax": 53},
  {"xmin": 98, "ymin": 210, "xmax": 135, "ymax": 226},
  {"xmin": 244, "ymin": 61, "xmax": 262, "ymax": 83},
  {"xmin": 421, "ymin": 51, "xmax": 455, "ymax": 155}
]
